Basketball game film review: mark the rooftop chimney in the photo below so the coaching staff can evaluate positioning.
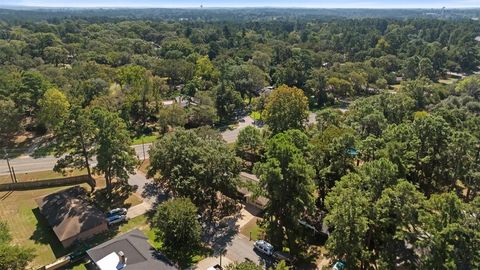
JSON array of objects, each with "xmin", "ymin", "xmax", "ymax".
[{"xmin": 118, "ymin": 251, "xmax": 127, "ymax": 268}]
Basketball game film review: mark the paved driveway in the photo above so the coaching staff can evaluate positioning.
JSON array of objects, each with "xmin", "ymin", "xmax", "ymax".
[{"xmin": 221, "ymin": 116, "xmax": 254, "ymax": 143}]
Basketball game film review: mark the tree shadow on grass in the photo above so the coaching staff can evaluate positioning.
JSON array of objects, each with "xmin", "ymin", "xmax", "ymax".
[
  {"xmin": 30, "ymin": 207, "xmax": 71, "ymax": 258},
  {"xmin": 91, "ymin": 183, "xmax": 135, "ymax": 212}
]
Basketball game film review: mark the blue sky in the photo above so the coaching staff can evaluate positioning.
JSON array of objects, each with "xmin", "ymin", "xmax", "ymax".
[{"xmin": 3, "ymin": 0, "xmax": 480, "ymax": 8}]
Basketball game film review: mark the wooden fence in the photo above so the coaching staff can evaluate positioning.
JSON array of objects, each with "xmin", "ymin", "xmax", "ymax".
[{"xmin": 0, "ymin": 175, "xmax": 95, "ymax": 192}]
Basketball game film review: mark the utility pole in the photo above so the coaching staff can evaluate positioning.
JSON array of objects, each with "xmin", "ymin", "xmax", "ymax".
[
  {"xmin": 141, "ymin": 137, "xmax": 146, "ymax": 162},
  {"xmin": 11, "ymin": 167, "xmax": 17, "ymax": 183},
  {"xmin": 3, "ymin": 148, "xmax": 14, "ymax": 183}
]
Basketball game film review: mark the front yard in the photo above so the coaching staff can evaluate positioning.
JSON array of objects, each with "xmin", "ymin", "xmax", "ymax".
[
  {"xmin": 0, "ymin": 185, "xmax": 90, "ymax": 267},
  {"xmin": 0, "ymin": 170, "xmax": 144, "ymax": 269}
]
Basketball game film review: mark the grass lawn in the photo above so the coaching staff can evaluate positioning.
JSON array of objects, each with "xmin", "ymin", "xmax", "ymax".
[
  {"xmin": 0, "ymin": 175, "xmax": 143, "ymax": 269},
  {"xmin": 138, "ymin": 159, "xmax": 150, "ymax": 175},
  {"xmin": 240, "ymin": 217, "xmax": 263, "ymax": 241},
  {"xmin": 0, "ymin": 184, "xmax": 92, "ymax": 268},
  {"xmin": 0, "ymin": 169, "xmax": 86, "ymax": 184},
  {"xmin": 132, "ymin": 134, "xmax": 158, "ymax": 145}
]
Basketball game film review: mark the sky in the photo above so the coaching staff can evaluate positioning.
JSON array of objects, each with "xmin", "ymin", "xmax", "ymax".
[{"xmin": 2, "ymin": 0, "xmax": 480, "ymax": 8}]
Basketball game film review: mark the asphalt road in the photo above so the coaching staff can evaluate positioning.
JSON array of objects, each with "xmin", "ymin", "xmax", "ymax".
[
  {"xmin": 225, "ymin": 234, "xmax": 273, "ymax": 266},
  {"xmin": 0, "ymin": 144, "xmax": 151, "ymax": 176},
  {"xmin": 0, "ymin": 113, "xmax": 316, "ymax": 176}
]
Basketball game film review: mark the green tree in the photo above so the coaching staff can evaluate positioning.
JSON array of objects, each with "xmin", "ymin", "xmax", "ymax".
[
  {"xmin": 0, "ymin": 222, "xmax": 35, "ymax": 270},
  {"xmin": 254, "ymin": 130, "xmax": 315, "ymax": 252},
  {"xmin": 418, "ymin": 58, "xmax": 435, "ymax": 80},
  {"xmin": 305, "ymin": 68, "xmax": 328, "ymax": 107},
  {"xmin": 375, "ymin": 180, "xmax": 425, "ymax": 269},
  {"xmin": 195, "ymin": 55, "xmax": 219, "ymax": 82},
  {"xmin": 349, "ymin": 71, "xmax": 368, "ymax": 95},
  {"xmin": 262, "ymin": 85, "xmax": 309, "ymax": 134},
  {"xmin": 310, "ymin": 130, "xmax": 356, "ymax": 207},
  {"xmin": 116, "ymin": 65, "xmax": 147, "ymax": 87},
  {"xmin": 447, "ymin": 131, "xmax": 480, "ymax": 196},
  {"xmin": 417, "ymin": 192, "xmax": 480, "ymax": 269},
  {"xmin": 43, "ymin": 46, "xmax": 68, "ymax": 66},
  {"xmin": 327, "ymin": 77, "xmax": 353, "ymax": 98},
  {"xmin": 0, "ymin": 99, "xmax": 22, "ymax": 139},
  {"xmin": 455, "ymin": 75, "xmax": 480, "ymax": 100},
  {"xmin": 315, "ymin": 108, "xmax": 344, "ymax": 132},
  {"xmin": 215, "ymin": 82, "xmax": 243, "ymax": 123},
  {"xmin": 37, "ymin": 87, "xmax": 70, "ymax": 130},
  {"xmin": 251, "ymin": 51, "xmax": 271, "ymax": 71},
  {"xmin": 274, "ymin": 260, "xmax": 290, "ymax": 270},
  {"xmin": 401, "ymin": 78, "xmax": 438, "ymax": 110},
  {"xmin": 148, "ymin": 129, "xmax": 240, "ymax": 213},
  {"xmin": 158, "ymin": 104, "xmax": 187, "ymax": 134},
  {"xmin": 15, "ymin": 71, "xmax": 49, "ymax": 116},
  {"xmin": 235, "ymin": 126, "xmax": 264, "ymax": 166},
  {"xmin": 80, "ymin": 78, "xmax": 109, "ymax": 107},
  {"xmin": 225, "ymin": 261, "xmax": 263, "ymax": 270},
  {"xmin": 153, "ymin": 198, "xmax": 201, "ymax": 266},
  {"xmin": 54, "ymin": 107, "xmax": 97, "ymax": 190},
  {"xmin": 92, "ymin": 108, "xmax": 137, "ymax": 195},
  {"xmin": 325, "ymin": 174, "xmax": 370, "ymax": 268},
  {"xmin": 187, "ymin": 91, "xmax": 218, "ymax": 127},
  {"xmin": 227, "ymin": 64, "xmax": 267, "ymax": 104}
]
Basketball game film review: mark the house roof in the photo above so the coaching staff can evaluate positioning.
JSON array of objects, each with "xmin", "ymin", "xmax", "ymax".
[
  {"xmin": 87, "ymin": 229, "xmax": 177, "ymax": 270},
  {"xmin": 35, "ymin": 186, "xmax": 107, "ymax": 242}
]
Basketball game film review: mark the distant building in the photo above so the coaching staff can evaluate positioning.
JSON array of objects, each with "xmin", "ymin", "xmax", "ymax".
[
  {"xmin": 255, "ymin": 86, "xmax": 274, "ymax": 96},
  {"xmin": 162, "ymin": 96, "xmax": 189, "ymax": 108},
  {"xmin": 35, "ymin": 186, "xmax": 108, "ymax": 248},
  {"xmin": 238, "ymin": 172, "xmax": 268, "ymax": 211},
  {"xmin": 87, "ymin": 229, "xmax": 177, "ymax": 270}
]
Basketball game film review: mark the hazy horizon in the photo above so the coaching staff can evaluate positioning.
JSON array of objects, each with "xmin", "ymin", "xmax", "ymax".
[{"xmin": 2, "ymin": 0, "xmax": 480, "ymax": 9}]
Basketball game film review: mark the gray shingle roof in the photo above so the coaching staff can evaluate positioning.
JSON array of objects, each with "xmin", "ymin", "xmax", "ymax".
[
  {"xmin": 87, "ymin": 229, "xmax": 177, "ymax": 270},
  {"xmin": 35, "ymin": 186, "xmax": 107, "ymax": 241}
]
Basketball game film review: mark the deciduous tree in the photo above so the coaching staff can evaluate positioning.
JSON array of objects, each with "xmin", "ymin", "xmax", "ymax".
[
  {"xmin": 262, "ymin": 85, "xmax": 308, "ymax": 134},
  {"xmin": 54, "ymin": 107, "xmax": 97, "ymax": 190},
  {"xmin": 92, "ymin": 108, "xmax": 137, "ymax": 195},
  {"xmin": 153, "ymin": 198, "xmax": 201, "ymax": 266},
  {"xmin": 37, "ymin": 87, "xmax": 70, "ymax": 130},
  {"xmin": 148, "ymin": 129, "xmax": 240, "ymax": 213},
  {"xmin": 254, "ymin": 130, "xmax": 315, "ymax": 252}
]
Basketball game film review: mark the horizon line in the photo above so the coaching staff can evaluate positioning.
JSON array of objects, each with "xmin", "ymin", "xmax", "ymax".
[{"xmin": 2, "ymin": 5, "xmax": 480, "ymax": 9}]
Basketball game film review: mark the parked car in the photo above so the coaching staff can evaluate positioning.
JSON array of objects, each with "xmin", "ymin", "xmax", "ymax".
[
  {"xmin": 253, "ymin": 240, "xmax": 274, "ymax": 256},
  {"xmin": 106, "ymin": 214, "xmax": 128, "ymax": 226},
  {"xmin": 332, "ymin": 260, "xmax": 346, "ymax": 270},
  {"xmin": 106, "ymin": 208, "xmax": 127, "ymax": 217},
  {"xmin": 207, "ymin": 264, "xmax": 222, "ymax": 270}
]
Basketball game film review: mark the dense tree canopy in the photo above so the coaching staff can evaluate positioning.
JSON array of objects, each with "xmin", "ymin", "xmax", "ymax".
[{"xmin": 0, "ymin": 9, "xmax": 479, "ymax": 268}]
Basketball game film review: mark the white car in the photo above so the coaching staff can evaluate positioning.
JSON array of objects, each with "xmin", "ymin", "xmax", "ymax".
[{"xmin": 253, "ymin": 240, "xmax": 274, "ymax": 256}]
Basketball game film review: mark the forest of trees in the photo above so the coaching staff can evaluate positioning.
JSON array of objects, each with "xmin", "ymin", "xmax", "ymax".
[{"xmin": 0, "ymin": 8, "xmax": 479, "ymax": 269}]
